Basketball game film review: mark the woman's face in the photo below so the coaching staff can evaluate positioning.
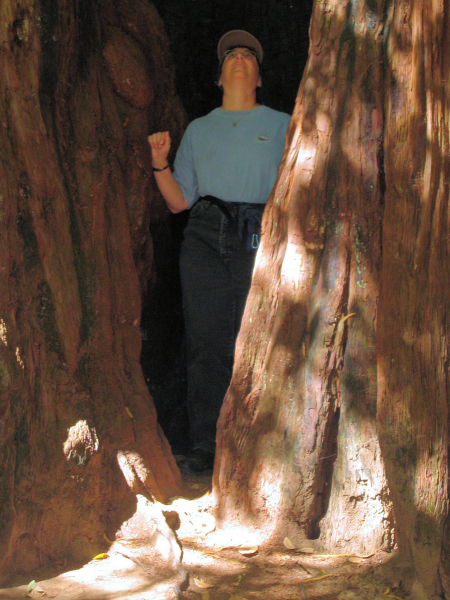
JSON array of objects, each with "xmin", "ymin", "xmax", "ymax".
[{"xmin": 219, "ymin": 47, "xmax": 261, "ymax": 92}]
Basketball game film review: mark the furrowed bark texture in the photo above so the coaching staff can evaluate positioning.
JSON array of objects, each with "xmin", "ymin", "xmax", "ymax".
[
  {"xmin": 378, "ymin": 0, "xmax": 450, "ymax": 596},
  {"xmin": 0, "ymin": 0, "xmax": 186, "ymax": 577},
  {"xmin": 215, "ymin": 0, "xmax": 393, "ymax": 555}
]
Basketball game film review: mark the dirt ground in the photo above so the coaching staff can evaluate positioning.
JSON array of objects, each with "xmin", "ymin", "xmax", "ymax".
[{"xmin": 0, "ymin": 467, "xmax": 412, "ymax": 600}]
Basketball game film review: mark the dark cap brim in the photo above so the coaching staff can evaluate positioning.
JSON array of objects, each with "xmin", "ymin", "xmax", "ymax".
[{"xmin": 217, "ymin": 30, "xmax": 263, "ymax": 64}]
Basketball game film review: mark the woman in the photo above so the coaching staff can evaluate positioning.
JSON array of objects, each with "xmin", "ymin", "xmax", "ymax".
[{"xmin": 148, "ymin": 30, "xmax": 290, "ymax": 471}]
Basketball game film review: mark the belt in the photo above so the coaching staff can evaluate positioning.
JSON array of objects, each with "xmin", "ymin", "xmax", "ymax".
[
  {"xmin": 200, "ymin": 195, "xmax": 265, "ymax": 218},
  {"xmin": 199, "ymin": 196, "xmax": 265, "ymax": 251},
  {"xmin": 199, "ymin": 195, "xmax": 238, "ymax": 220}
]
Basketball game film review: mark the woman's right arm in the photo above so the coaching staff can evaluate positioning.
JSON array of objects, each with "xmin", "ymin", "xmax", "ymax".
[{"xmin": 148, "ymin": 131, "xmax": 189, "ymax": 214}]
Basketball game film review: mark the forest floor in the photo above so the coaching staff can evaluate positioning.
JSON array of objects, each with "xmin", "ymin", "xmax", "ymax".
[{"xmin": 0, "ymin": 464, "xmax": 411, "ymax": 600}]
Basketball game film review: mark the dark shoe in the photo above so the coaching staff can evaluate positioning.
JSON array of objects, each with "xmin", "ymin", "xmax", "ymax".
[{"xmin": 187, "ymin": 449, "xmax": 215, "ymax": 472}]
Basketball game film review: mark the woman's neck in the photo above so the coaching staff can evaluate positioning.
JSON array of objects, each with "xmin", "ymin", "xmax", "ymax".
[{"xmin": 221, "ymin": 90, "xmax": 259, "ymax": 111}]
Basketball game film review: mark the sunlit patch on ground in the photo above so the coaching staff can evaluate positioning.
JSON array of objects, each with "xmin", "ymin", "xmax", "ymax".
[{"xmin": 0, "ymin": 474, "xmax": 405, "ymax": 600}]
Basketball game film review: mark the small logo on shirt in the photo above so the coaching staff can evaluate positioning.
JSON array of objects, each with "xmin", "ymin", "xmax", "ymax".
[{"xmin": 256, "ymin": 135, "xmax": 271, "ymax": 142}]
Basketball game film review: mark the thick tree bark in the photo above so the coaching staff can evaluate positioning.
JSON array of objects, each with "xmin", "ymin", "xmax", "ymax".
[
  {"xmin": 215, "ymin": 0, "xmax": 392, "ymax": 556},
  {"xmin": 378, "ymin": 1, "xmax": 450, "ymax": 597},
  {"xmin": 0, "ymin": 0, "xmax": 186, "ymax": 577},
  {"xmin": 215, "ymin": 0, "xmax": 449, "ymax": 596}
]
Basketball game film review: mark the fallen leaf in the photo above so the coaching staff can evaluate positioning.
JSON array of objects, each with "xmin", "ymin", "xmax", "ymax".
[
  {"xmin": 193, "ymin": 577, "xmax": 213, "ymax": 588},
  {"xmin": 27, "ymin": 581, "xmax": 36, "ymax": 593},
  {"xmin": 26, "ymin": 585, "xmax": 46, "ymax": 597},
  {"xmin": 103, "ymin": 533, "xmax": 114, "ymax": 544},
  {"xmin": 298, "ymin": 564, "xmax": 314, "ymax": 577},
  {"xmin": 125, "ymin": 406, "xmax": 133, "ymax": 418},
  {"xmin": 231, "ymin": 574, "xmax": 243, "ymax": 587},
  {"xmin": 93, "ymin": 553, "xmax": 108, "ymax": 560},
  {"xmin": 383, "ymin": 590, "xmax": 404, "ymax": 600},
  {"xmin": 229, "ymin": 558, "xmax": 243, "ymax": 565},
  {"xmin": 348, "ymin": 556, "xmax": 364, "ymax": 564},
  {"xmin": 238, "ymin": 545, "xmax": 258, "ymax": 555},
  {"xmin": 341, "ymin": 312, "xmax": 356, "ymax": 324},
  {"xmin": 305, "ymin": 574, "xmax": 338, "ymax": 583},
  {"xmin": 298, "ymin": 546, "xmax": 315, "ymax": 554},
  {"xmin": 283, "ymin": 537, "xmax": 296, "ymax": 550}
]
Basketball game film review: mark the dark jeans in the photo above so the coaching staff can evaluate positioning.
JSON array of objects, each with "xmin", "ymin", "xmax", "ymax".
[{"xmin": 180, "ymin": 198, "xmax": 256, "ymax": 453}]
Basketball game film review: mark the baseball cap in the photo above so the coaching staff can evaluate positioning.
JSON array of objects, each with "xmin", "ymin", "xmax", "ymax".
[{"xmin": 217, "ymin": 30, "xmax": 263, "ymax": 64}]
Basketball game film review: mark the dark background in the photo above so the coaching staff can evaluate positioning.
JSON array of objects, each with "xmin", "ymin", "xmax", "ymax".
[{"xmin": 151, "ymin": 0, "xmax": 313, "ymax": 120}]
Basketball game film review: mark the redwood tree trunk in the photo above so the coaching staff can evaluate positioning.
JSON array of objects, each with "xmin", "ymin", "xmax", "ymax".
[
  {"xmin": 378, "ymin": 1, "xmax": 450, "ymax": 597},
  {"xmin": 215, "ymin": 0, "xmax": 392, "ymax": 554},
  {"xmin": 215, "ymin": 0, "xmax": 450, "ymax": 596},
  {"xmin": 0, "ymin": 0, "xmax": 186, "ymax": 577}
]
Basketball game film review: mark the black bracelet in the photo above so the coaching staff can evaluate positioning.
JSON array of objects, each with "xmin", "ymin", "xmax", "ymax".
[{"xmin": 152, "ymin": 164, "xmax": 170, "ymax": 172}]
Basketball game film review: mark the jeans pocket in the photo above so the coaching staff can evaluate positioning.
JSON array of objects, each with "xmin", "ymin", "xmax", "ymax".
[{"xmin": 237, "ymin": 204, "xmax": 265, "ymax": 251}]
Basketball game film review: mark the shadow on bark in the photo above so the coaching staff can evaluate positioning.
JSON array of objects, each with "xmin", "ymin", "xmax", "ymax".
[{"xmin": 0, "ymin": 0, "xmax": 187, "ymax": 577}]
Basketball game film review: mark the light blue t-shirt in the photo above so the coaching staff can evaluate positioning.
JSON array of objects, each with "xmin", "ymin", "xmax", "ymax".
[{"xmin": 173, "ymin": 105, "xmax": 290, "ymax": 208}]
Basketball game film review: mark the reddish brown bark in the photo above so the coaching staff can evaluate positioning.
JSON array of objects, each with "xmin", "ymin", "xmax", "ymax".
[
  {"xmin": 214, "ymin": 1, "xmax": 450, "ymax": 598},
  {"xmin": 216, "ymin": 0, "xmax": 450, "ymax": 594},
  {"xmin": 215, "ymin": 0, "xmax": 392, "ymax": 555},
  {"xmin": 0, "ymin": 0, "xmax": 186, "ymax": 577},
  {"xmin": 378, "ymin": 1, "xmax": 450, "ymax": 597}
]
